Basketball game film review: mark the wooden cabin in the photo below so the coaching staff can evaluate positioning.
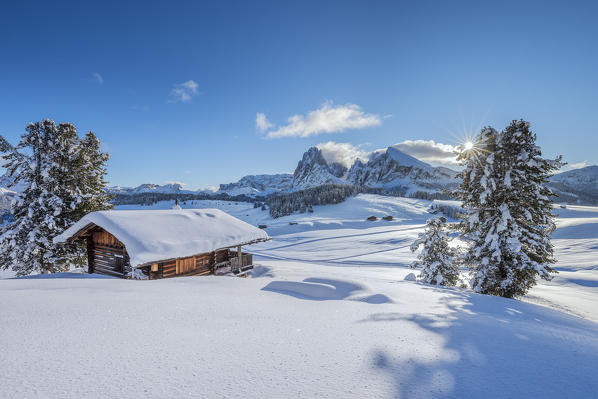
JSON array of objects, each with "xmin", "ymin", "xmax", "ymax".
[{"xmin": 53, "ymin": 209, "xmax": 270, "ymax": 279}]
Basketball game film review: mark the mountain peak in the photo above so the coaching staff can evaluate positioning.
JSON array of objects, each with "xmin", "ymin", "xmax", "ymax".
[
  {"xmin": 293, "ymin": 147, "xmax": 344, "ymax": 188},
  {"xmin": 386, "ymin": 145, "xmax": 433, "ymax": 171}
]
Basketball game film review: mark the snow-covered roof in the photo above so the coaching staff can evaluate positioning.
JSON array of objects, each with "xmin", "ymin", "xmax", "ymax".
[{"xmin": 54, "ymin": 209, "xmax": 270, "ymax": 267}]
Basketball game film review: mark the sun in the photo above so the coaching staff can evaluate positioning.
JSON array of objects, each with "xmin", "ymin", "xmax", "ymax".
[{"xmin": 463, "ymin": 141, "xmax": 474, "ymax": 150}]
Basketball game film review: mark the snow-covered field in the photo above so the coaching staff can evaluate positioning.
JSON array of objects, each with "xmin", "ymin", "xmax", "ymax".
[{"xmin": 2, "ymin": 194, "xmax": 598, "ymax": 398}]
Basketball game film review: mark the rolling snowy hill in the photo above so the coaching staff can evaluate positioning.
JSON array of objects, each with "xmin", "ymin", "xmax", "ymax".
[
  {"xmin": 548, "ymin": 166, "xmax": 598, "ymax": 204},
  {"xmin": 112, "ymin": 194, "xmax": 598, "ymax": 321}
]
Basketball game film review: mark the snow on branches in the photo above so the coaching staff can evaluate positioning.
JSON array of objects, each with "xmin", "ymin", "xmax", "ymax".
[
  {"xmin": 455, "ymin": 120, "xmax": 563, "ymax": 297},
  {"xmin": 0, "ymin": 119, "xmax": 112, "ymax": 275},
  {"xmin": 410, "ymin": 217, "xmax": 459, "ymax": 286}
]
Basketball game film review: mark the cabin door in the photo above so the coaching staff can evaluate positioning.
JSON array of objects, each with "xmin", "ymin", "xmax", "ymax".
[{"xmin": 114, "ymin": 254, "xmax": 125, "ymax": 274}]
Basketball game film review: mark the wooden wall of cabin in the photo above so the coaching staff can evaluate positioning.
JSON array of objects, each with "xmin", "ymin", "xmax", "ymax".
[
  {"xmin": 149, "ymin": 249, "xmax": 231, "ymax": 279},
  {"xmin": 87, "ymin": 229, "xmax": 132, "ymax": 278}
]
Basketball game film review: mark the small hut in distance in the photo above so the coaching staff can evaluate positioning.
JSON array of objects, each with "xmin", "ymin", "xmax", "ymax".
[{"xmin": 54, "ymin": 209, "xmax": 270, "ymax": 279}]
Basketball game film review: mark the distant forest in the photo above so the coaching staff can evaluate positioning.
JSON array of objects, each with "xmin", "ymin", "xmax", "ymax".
[
  {"xmin": 110, "ymin": 184, "xmax": 455, "ymax": 218},
  {"xmin": 111, "ymin": 192, "xmax": 264, "ymax": 206}
]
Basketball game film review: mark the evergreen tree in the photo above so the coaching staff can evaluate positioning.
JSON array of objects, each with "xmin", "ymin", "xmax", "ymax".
[
  {"xmin": 0, "ymin": 120, "xmax": 112, "ymax": 275},
  {"xmin": 455, "ymin": 120, "xmax": 563, "ymax": 297},
  {"xmin": 410, "ymin": 217, "xmax": 459, "ymax": 286}
]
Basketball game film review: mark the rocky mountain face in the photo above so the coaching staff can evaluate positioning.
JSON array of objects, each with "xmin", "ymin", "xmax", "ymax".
[
  {"xmin": 346, "ymin": 146, "xmax": 456, "ymax": 191},
  {"xmin": 220, "ymin": 145, "xmax": 458, "ymax": 197},
  {"xmin": 291, "ymin": 147, "xmax": 346, "ymax": 189}
]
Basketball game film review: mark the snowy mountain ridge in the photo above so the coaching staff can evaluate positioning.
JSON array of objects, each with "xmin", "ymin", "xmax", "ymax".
[
  {"xmin": 219, "ymin": 145, "xmax": 459, "ymax": 197},
  {"xmin": 0, "ymin": 187, "xmax": 17, "ymax": 211},
  {"xmin": 547, "ymin": 166, "xmax": 598, "ymax": 204},
  {"xmin": 1, "ymin": 147, "xmax": 596, "ymax": 204},
  {"xmin": 549, "ymin": 166, "xmax": 598, "ymax": 194},
  {"xmin": 108, "ymin": 183, "xmax": 195, "ymax": 195},
  {"xmin": 218, "ymin": 174, "xmax": 293, "ymax": 196}
]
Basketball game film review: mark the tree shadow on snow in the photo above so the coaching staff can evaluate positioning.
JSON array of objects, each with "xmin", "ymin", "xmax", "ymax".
[
  {"xmin": 262, "ymin": 277, "xmax": 393, "ymax": 303},
  {"xmin": 363, "ymin": 287, "xmax": 598, "ymax": 398},
  {"xmin": 249, "ymin": 265, "xmax": 275, "ymax": 278}
]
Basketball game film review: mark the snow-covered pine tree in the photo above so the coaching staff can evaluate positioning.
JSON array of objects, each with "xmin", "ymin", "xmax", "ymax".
[
  {"xmin": 0, "ymin": 120, "xmax": 112, "ymax": 275},
  {"xmin": 70, "ymin": 131, "xmax": 113, "ymax": 220},
  {"xmin": 410, "ymin": 216, "xmax": 459, "ymax": 286},
  {"xmin": 456, "ymin": 120, "xmax": 563, "ymax": 297}
]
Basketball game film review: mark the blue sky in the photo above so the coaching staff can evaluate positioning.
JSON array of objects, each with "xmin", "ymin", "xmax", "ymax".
[{"xmin": 1, "ymin": 0, "xmax": 596, "ymax": 189}]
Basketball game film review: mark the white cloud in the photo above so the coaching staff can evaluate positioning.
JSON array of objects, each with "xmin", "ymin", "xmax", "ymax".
[
  {"xmin": 392, "ymin": 140, "xmax": 459, "ymax": 166},
  {"xmin": 92, "ymin": 72, "xmax": 103, "ymax": 85},
  {"xmin": 255, "ymin": 113, "xmax": 274, "ymax": 132},
  {"xmin": 560, "ymin": 160, "xmax": 589, "ymax": 172},
  {"xmin": 265, "ymin": 101, "xmax": 382, "ymax": 139},
  {"xmin": 169, "ymin": 80, "xmax": 199, "ymax": 103},
  {"xmin": 316, "ymin": 142, "xmax": 370, "ymax": 168}
]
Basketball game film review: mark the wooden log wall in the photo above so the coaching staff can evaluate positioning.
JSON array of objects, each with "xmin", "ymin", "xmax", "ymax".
[
  {"xmin": 92, "ymin": 230, "xmax": 124, "ymax": 247},
  {"xmin": 149, "ymin": 250, "xmax": 228, "ymax": 279},
  {"xmin": 91, "ymin": 244, "xmax": 130, "ymax": 277},
  {"xmin": 161, "ymin": 261, "xmax": 177, "ymax": 278},
  {"xmin": 88, "ymin": 228, "xmax": 130, "ymax": 278}
]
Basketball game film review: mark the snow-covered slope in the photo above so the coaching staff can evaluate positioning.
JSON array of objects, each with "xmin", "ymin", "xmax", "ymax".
[
  {"xmin": 108, "ymin": 182, "xmax": 195, "ymax": 195},
  {"xmin": 551, "ymin": 166, "xmax": 598, "ymax": 189},
  {"xmin": 0, "ymin": 171, "xmax": 26, "ymax": 193},
  {"xmin": 3, "ymin": 197, "xmax": 598, "ymax": 398},
  {"xmin": 548, "ymin": 166, "xmax": 598, "ymax": 204},
  {"xmin": 113, "ymin": 195, "xmax": 598, "ymax": 322},
  {"xmin": 218, "ymin": 173, "xmax": 293, "ymax": 196},
  {"xmin": 0, "ymin": 187, "xmax": 17, "ymax": 211},
  {"xmin": 2, "ymin": 195, "xmax": 598, "ymax": 397}
]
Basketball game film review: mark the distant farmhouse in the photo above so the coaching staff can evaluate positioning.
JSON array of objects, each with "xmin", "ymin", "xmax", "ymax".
[{"xmin": 54, "ymin": 209, "xmax": 270, "ymax": 279}]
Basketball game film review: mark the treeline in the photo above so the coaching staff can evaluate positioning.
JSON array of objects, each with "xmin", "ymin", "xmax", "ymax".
[
  {"xmin": 360, "ymin": 186, "xmax": 452, "ymax": 201},
  {"xmin": 266, "ymin": 184, "xmax": 360, "ymax": 218},
  {"xmin": 408, "ymin": 191, "xmax": 453, "ymax": 201},
  {"xmin": 111, "ymin": 192, "xmax": 263, "ymax": 206}
]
